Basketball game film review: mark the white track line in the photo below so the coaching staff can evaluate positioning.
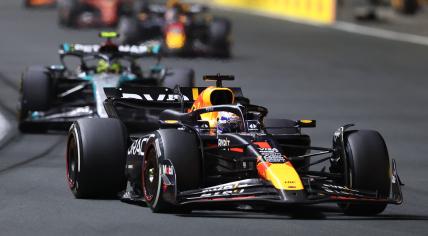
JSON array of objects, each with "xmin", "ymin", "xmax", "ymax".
[
  {"xmin": 0, "ymin": 111, "xmax": 10, "ymax": 142},
  {"xmin": 209, "ymin": 4, "xmax": 428, "ymax": 47},
  {"xmin": 333, "ymin": 21, "xmax": 428, "ymax": 46}
]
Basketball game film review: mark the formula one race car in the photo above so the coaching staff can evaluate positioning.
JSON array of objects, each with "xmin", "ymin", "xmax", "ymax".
[
  {"xmin": 24, "ymin": 0, "xmax": 56, "ymax": 8},
  {"xmin": 390, "ymin": 0, "xmax": 423, "ymax": 14},
  {"xmin": 57, "ymin": 0, "xmax": 134, "ymax": 27},
  {"xmin": 118, "ymin": 0, "xmax": 232, "ymax": 57},
  {"xmin": 66, "ymin": 75, "xmax": 403, "ymax": 215},
  {"xmin": 19, "ymin": 32, "xmax": 194, "ymax": 133}
]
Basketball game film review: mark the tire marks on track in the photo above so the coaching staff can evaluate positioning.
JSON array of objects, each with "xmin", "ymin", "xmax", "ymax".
[
  {"xmin": 0, "ymin": 72, "xmax": 19, "ymax": 149},
  {"xmin": 0, "ymin": 71, "xmax": 65, "ymax": 179},
  {"xmin": 0, "ymin": 136, "xmax": 63, "ymax": 176},
  {"xmin": 0, "ymin": 71, "xmax": 20, "ymax": 92},
  {"xmin": 0, "ymin": 71, "xmax": 19, "ymax": 117}
]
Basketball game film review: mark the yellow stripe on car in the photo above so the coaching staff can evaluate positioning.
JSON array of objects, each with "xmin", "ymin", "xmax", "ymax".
[
  {"xmin": 192, "ymin": 88, "xmax": 200, "ymax": 100},
  {"xmin": 265, "ymin": 162, "xmax": 304, "ymax": 190}
]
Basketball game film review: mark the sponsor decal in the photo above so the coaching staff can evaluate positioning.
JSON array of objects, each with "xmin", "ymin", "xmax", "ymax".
[
  {"xmin": 127, "ymin": 138, "xmax": 148, "ymax": 156},
  {"xmin": 200, "ymin": 183, "xmax": 248, "ymax": 198},
  {"xmin": 63, "ymin": 44, "xmax": 157, "ymax": 54},
  {"xmin": 322, "ymin": 184, "xmax": 352, "ymax": 191},
  {"xmin": 118, "ymin": 45, "xmax": 152, "ymax": 54},
  {"xmin": 162, "ymin": 164, "xmax": 174, "ymax": 175},
  {"xmin": 321, "ymin": 184, "xmax": 364, "ymax": 196},
  {"xmin": 73, "ymin": 44, "xmax": 100, "ymax": 53},
  {"xmin": 218, "ymin": 138, "xmax": 231, "ymax": 147},
  {"xmin": 258, "ymin": 147, "xmax": 285, "ymax": 163},
  {"xmin": 247, "ymin": 120, "xmax": 260, "ymax": 131},
  {"xmin": 122, "ymin": 93, "xmax": 190, "ymax": 101}
]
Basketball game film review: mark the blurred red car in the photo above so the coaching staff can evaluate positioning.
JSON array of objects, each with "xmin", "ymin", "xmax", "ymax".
[
  {"xmin": 25, "ymin": 0, "xmax": 56, "ymax": 7},
  {"xmin": 58, "ymin": 0, "xmax": 133, "ymax": 27}
]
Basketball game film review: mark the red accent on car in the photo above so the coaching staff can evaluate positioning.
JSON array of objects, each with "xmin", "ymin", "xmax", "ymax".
[
  {"xmin": 230, "ymin": 147, "xmax": 244, "ymax": 153},
  {"xmin": 253, "ymin": 141, "xmax": 271, "ymax": 149}
]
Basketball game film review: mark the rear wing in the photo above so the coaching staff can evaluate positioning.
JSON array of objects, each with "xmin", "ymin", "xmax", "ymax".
[
  {"xmin": 147, "ymin": 3, "xmax": 208, "ymax": 14},
  {"xmin": 103, "ymin": 86, "xmax": 244, "ymax": 119},
  {"xmin": 104, "ymin": 86, "xmax": 243, "ymax": 103},
  {"xmin": 59, "ymin": 41, "xmax": 162, "ymax": 58}
]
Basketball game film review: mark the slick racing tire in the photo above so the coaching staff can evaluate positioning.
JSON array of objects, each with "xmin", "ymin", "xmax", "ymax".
[
  {"xmin": 66, "ymin": 118, "xmax": 128, "ymax": 198},
  {"xmin": 391, "ymin": 0, "xmax": 420, "ymax": 15},
  {"xmin": 24, "ymin": 0, "xmax": 33, "ymax": 8},
  {"xmin": 209, "ymin": 17, "xmax": 232, "ymax": 58},
  {"xmin": 162, "ymin": 68, "xmax": 195, "ymax": 88},
  {"xmin": 340, "ymin": 130, "xmax": 391, "ymax": 215},
  {"xmin": 118, "ymin": 17, "xmax": 140, "ymax": 44},
  {"xmin": 20, "ymin": 66, "xmax": 52, "ymax": 113},
  {"xmin": 58, "ymin": 0, "xmax": 78, "ymax": 27},
  {"xmin": 143, "ymin": 129, "xmax": 201, "ymax": 213},
  {"xmin": 19, "ymin": 66, "xmax": 52, "ymax": 133}
]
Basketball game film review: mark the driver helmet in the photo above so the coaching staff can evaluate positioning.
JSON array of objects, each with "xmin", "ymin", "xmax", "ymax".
[
  {"xmin": 96, "ymin": 59, "xmax": 122, "ymax": 74},
  {"xmin": 166, "ymin": 0, "xmax": 182, "ymax": 9},
  {"xmin": 217, "ymin": 112, "xmax": 242, "ymax": 134},
  {"xmin": 166, "ymin": 0, "xmax": 187, "ymax": 20}
]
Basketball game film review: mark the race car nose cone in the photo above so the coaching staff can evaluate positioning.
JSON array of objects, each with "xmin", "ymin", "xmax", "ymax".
[
  {"xmin": 258, "ymin": 161, "xmax": 304, "ymax": 191},
  {"xmin": 279, "ymin": 190, "xmax": 308, "ymax": 203}
]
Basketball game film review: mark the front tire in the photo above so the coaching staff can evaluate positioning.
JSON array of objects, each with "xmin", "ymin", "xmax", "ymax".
[
  {"xmin": 66, "ymin": 118, "xmax": 128, "ymax": 198},
  {"xmin": 340, "ymin": 130, "xmax": 391, "ymax": 215},
  {"xmin": 143, "ymin": 129, "xmax": 201, "ymax": 213}
]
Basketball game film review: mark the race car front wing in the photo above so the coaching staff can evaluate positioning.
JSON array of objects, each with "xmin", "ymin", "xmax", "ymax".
[{"xmin": 177, "ymin": 159, "xmax": 403, "ymax": 206}]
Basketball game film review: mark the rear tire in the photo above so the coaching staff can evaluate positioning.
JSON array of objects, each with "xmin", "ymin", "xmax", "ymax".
[
  {"xmin": 19, "ymin": 66, "xmax": 52, "ymax": 133},
  {"xmin": 21, "ymin": 66, "xmax": 51, "ymax": 112},
  {"xmin": 58, "ymin": 0, "xmax": 77, "ymax": 27},
  {"xmin": 209, "ymin": 17, "xmax": 232, "ymax": 58},
  {"xmin": 391, "ymin": 0, "xmax": 420, "ymax": 15},
  {"xmin": 143, "ymin": 129, "xmax": 201, "ymax": 213},
  {"xmin": 162, "ymin": 68, "xmax": 194, "ymax": 88},
  {"xmin": 24, "ymin": 0, "xmax": 31, "ymax": 8},
  {"xmin": 340, "ymin": 130, "xmax": 390, "ymax": 215},
  {"xmin": 118, "ymin": 17, "xmax": 140, "ymax": 44},
  {"xmin": 66, "ymin": 118, "xmax": 128, "ymax": 198}
]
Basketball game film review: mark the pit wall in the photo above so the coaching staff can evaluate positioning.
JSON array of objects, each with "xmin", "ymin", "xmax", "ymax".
[{"xmin": 211, "ymin": 0, "xmax": 337, "ymax": 25}]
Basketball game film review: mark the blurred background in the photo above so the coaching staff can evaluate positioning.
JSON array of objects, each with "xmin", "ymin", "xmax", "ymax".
[{"xmin": 0, "ymin": 0, "xmax": 427, "ymax": 235}]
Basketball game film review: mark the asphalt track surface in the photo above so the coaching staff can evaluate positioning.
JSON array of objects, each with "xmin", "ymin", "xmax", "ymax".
[{"xmin": 1, "ymin": 1, "xmax": 428, "ymax": 235}]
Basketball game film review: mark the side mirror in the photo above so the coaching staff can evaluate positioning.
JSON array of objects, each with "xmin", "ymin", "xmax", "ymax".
[{"xmin": 297, "ymin": 120, "xmax": 316, "ymax": 128}]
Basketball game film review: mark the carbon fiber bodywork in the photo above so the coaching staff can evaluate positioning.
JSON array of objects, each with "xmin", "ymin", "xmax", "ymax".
[{"xmin": 113, "ymin": 86, "xmax": 402, "ymax": 210}]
